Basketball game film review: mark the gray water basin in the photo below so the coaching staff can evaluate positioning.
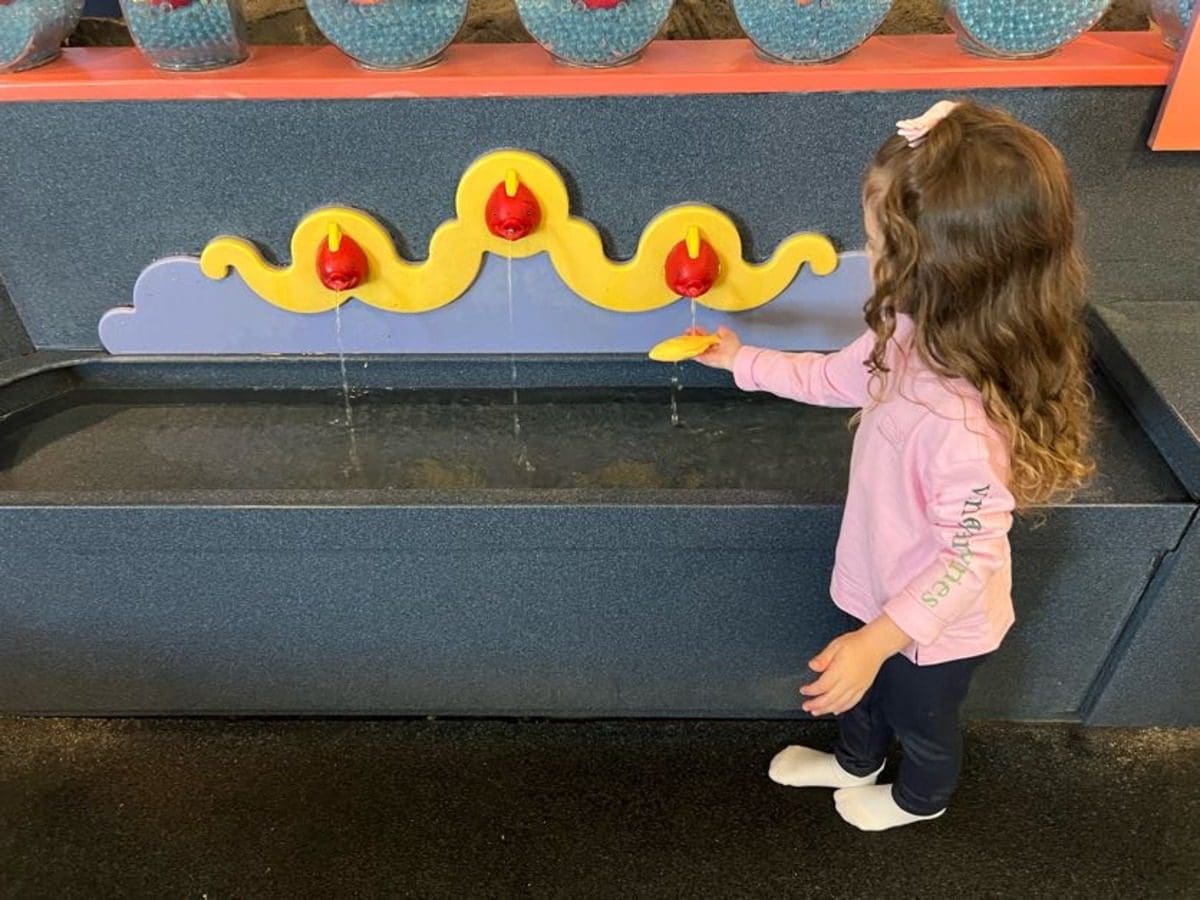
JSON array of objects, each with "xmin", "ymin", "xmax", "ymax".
[
  {"xmin": 0, "ymin": 357, "xmax": 1191, "ymax": 719},
  {"xmin": 0, "ymin": 361, "xmax": 1185, "ymax": 506}
]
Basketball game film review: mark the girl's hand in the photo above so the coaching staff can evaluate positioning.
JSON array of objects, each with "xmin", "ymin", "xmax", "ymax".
[
  {"xmin": 687, "ymin": 326, "xmax": 741, "ymax": 371},
  {"xmin": 800, "ymin": 616, "xmax": 913, "ymax": 716}
]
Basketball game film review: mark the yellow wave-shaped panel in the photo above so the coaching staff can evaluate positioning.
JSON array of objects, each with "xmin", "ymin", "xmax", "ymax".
[{"xmin": 199, "ymin": 149, "xmax": 839, "ymax": 315}]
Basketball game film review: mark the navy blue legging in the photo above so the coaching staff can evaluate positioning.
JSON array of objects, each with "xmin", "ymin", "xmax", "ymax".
[{"xmin": 834, "ymin": 651, "xmax": 985, "ymax": 816}]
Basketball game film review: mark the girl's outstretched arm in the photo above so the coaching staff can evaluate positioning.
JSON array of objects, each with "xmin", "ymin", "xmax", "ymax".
[{"xmin": 694, "ymin": 327, "xmax": 877, "ymax": 409}]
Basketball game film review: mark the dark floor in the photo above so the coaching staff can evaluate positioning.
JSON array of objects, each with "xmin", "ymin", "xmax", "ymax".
[{"xmin": 2, "ymin": 719, "xmax": 1198, "ymax": 898}]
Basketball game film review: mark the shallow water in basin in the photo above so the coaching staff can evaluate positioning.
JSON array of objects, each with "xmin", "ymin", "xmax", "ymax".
[
  {"xmin": 0, "ymin": 388, "xmax": 849, "ymax": 495},
  {"xmin": 0, "ymin": 383, "xmax": 1183, "ymax": 504}
]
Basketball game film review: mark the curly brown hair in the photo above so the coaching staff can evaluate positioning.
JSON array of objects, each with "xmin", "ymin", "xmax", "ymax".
[{"xmin": 862, "ymin": 100, "xmax": 1094, "ymax": 509}]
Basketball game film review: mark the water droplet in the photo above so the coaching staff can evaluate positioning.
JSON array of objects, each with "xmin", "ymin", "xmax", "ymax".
[{"xmin": 670, "ymin": 363, "xmax": 681, "ymax": 428}]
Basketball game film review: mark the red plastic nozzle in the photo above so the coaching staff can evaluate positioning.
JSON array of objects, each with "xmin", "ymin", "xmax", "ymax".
[
  {"xmin": 665, "ymin": 236, "xmax": 720, "ymax": 298},
  {"xmin": 317, "ymin": 233, "xmax": 369, "ymax": 292},
  {"xmin": 486, "ymin": 179, "xmax": 542, "ymax": 242}
]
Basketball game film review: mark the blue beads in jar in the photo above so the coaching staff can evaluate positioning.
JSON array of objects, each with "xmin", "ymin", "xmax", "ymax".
[
  {"xmin": 119, "ymin": 0, "xmax": 248, "ymax": 71},
  {"xmin": 514, "ymin": 0, "xmax": 674, "ymax": 68},
  {"xmin": 732, "ymin": 0, "xmax": 892, "ymax": 64},
  {"xmin": 944, "ymin": 0, "xmax": 1111, "ymax": 59},
  {"xmin": 0, "ymin": 0, "xmax": 83, "ymax": 72},
  {"xmin": 1149, "ymin": 0, "xmax": 1196, "ymax": 50},
  {"xmin": 308, "ymin": 0, "xmax": 468, "ymax": 70}
]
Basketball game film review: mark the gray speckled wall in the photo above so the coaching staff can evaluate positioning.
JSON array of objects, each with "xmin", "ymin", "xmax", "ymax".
[
  {"xmin": 0, "ymin": 88, "xmax": 1196, "ymax": 349},
  {"xmin": 1087, "ymin": 512, "xmax": 1200, "ymax": 726},
  {"xmin": 0, "ymin": 503, "xmax": 1191, "ymax": 718},
  {"xmin": 0, "ymin": 276, "xmax": 32, "ymax": 362},
  {"xmin": 1093, "ymin": 302, "xmax": 1200, "ymax": 499}
]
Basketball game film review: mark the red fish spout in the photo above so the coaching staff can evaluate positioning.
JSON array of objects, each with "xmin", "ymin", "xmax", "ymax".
[
  {"xmin": 317, "ymin": 232, "xmax": 369, "ymax": 292},
  {"xmin": 581, "ymin": 0, "xmax": 626, "ymax": 8},
  {"xmin": 486, "ymin": 178, "xmax": 542, "ymax": 242},
  {"xmin": 665, "ymin": 233, "xmax": 720, "ymax": 298},
  {"xmin": 146, "ymin": 0, "xmax": 194, "ymax": 8}
]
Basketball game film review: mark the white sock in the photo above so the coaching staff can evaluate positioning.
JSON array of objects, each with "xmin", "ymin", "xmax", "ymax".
[
  {"xmin": 767, "ymin": 746, "xmax": 883, "ymax": 789},
  {"xmin": 833, "ymin": 784, "xmax": 945, "ymax": 832}
]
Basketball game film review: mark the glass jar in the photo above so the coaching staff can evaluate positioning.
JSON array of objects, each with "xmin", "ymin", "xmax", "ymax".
[
  {"xmin": 732, "ymin": 0, "xmax": 892, "ymax": 65},
  {"xmin": 0, "ymin": 0, "xmax": 83, "ymax": 72},
  {"xmin": 1149, "ymin": 0, "xmax": 1195, "ymax": 50},
  {"xmin": 119, "ymin": 0, "xmax": 248, "ymax": 71},
  {"xmin": 943, "ymin": 0, "xmax": 1111, "ymax": 59},
  {"xmin": 515, "ymin": 0, "xmax": 674, "ymax": 68},
  {"xmin": 307, "ymin": 0, "xmax": 468, "ymax": 70}
]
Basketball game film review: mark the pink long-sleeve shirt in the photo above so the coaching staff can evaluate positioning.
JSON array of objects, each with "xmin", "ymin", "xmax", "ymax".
[{"xmin": 733, "ymin": 315, "xmax": 1015, "ymax": 665}]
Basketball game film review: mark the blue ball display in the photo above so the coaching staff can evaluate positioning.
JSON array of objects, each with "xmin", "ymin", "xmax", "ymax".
[
  {"xmin": 732, "ymin": 0, "xmax": 892, "ymax": 64},
  {"xmin": 515, "ymin": 0, "xmax": 674, "ymax": 67},
  {"xmin": 1149, "ymin": 0, "xmax": 1196, "ymax": 49},
  {"xmin": 308, "ymin": 0, "xmax": 467, "ymax": 69},
  {"xmin": 121, "ymin": 0, "xmax": 247, "ymax": 70},
  {"xmin": 945, "ymin": 0, "xmax": 1111, "ymax": 58},
  {"xmin": 0, "ymin": 0, "xmax": 83, "ymax": 71}
]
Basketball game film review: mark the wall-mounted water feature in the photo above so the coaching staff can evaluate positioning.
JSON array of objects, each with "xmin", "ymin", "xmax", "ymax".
[{"xmin": 99, "ymin": 150, "xmax": 852, "ymax": 357}]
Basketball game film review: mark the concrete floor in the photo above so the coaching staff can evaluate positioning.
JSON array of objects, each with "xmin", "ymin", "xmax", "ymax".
[{"xmin": 2, "ymin": 718, "xmax": 1198, "ymax": 897}]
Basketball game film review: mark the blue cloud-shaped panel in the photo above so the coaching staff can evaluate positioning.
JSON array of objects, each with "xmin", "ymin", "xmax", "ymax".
[{"xmin": 99, "ymin": 251, "xmax": 872, "ymax": 356}]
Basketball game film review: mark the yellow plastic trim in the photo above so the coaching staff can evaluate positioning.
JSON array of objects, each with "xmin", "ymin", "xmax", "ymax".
[
  {"xmin": 504, "ymin": 168, "xmax": 519, "ymax": 198},
  {"xmin": 199, "ymin": 149, "xmax": 838, "ymax": 315},
  {"xmin": 327, "ymin": 222, "xmax": 342, "ymax": 253},
  {"xmin": 685, "ymin": 225, "xmax": 701, "ymax": 260}
]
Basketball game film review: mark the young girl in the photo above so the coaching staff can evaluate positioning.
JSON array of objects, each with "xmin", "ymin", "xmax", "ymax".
[{"xmin": 693, "ymin": 100, "xmax": 1094, "ymax": 832}]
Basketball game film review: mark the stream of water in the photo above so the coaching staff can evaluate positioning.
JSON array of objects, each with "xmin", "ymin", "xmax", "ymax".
[
  {"xmin": 670, "ymin": 298, "xmax": 700, "ymax": 429},
  {"xmin": 506, "ymin": 250, "xmax": 534, "ymax": 472},
  {"xmin": 333, "ymin": 299, "xmax": 361, "ymax": 476}
]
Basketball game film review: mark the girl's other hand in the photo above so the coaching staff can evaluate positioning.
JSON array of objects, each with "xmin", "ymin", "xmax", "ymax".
[
  {"xmin": 799, "ymin": 631, "xmax": 885, "ymax": 716},
  {"xmin": 799, "ymin": 616, "xmax": 912, "ymax": 716},
  {"xmin": 688, "ymin": 325, "xmax": 741, "ymax": 371}
]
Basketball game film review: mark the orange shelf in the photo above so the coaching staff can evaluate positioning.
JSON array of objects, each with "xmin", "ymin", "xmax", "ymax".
[{"xmin": 0, "ymin": 33, "xmax": 1177, "ymax": 103}]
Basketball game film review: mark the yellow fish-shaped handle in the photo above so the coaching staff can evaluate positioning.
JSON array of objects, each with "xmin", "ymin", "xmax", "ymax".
[{"xmin": 648, "ymin": 333, "xmax": 721, "ymax": 363}]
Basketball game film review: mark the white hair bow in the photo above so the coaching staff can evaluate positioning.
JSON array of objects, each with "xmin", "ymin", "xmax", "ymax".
[{"xmin": 896, "ymin": 100, "xmax": 960, "ymax": 147}]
